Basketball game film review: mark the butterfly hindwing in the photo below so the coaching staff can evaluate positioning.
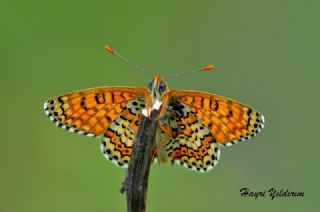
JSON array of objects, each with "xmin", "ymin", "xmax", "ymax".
[
  {"xmin": 44, "ymin": 87, "xmax": 146, "ymax": 137},
  {"xmin": 161, "ymin": 99, "xmax": 220, "ymax": 172},
  {"xmin": 100, "ymin": 98, "xmax": 145, "ymax": 167},
  {"xmin": 171, "ymin": 91, "xmax": 265, "ymax": 146}
]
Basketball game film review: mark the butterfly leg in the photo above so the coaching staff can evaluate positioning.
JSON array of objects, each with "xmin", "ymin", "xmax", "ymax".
[
  {"xmin": 150, "ymin": 123, "xmax": 173, "ymax": 164},
  {"xmin": 156, "ymin": 90, "xmax": 174, "ymax": 121},
  {"xmin": 154, "ymin": 124, "xmax": 171, "ymax": 150},
  {"xmin": 141, "ymin": 89, "xmax": 153, "ymax": 119}
]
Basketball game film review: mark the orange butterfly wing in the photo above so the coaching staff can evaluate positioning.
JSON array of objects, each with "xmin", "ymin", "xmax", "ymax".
[
  {"xmin": 100, "ymin": 100, "xmax": 144, "ymax": 167},
  {"xmin": 160, "ymin": 99, "xmax": 220, "ymax": 172},
  {"xmin": 171, "ymin": 91, "xmax": 265, "ymax": 146},
  {"xmin": 44, "ymin": 87, "xmax": 147, "ymax": 137}
]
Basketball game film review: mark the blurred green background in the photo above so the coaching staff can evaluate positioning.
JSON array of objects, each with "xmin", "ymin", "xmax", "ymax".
[{"xmin": 1, "ymin": 0, "xmax": 318, "ymax": 211}]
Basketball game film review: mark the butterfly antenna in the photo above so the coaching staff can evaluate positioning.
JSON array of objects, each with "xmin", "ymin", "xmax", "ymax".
[
  {"xmin": 104, "ymin": 44, "xmax": 149, "ymax": 75},
  {"xmin": 168, "ymin": 64, "xmax": 215, "ymax": 79}
]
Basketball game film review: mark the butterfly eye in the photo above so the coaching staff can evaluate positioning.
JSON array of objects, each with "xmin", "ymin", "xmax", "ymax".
[
  {"xmin": 148, "ymin": 81, "xmax": 153, "ymax": 91},
  {"xmin": 159, "ymin": 81, "xmax": 166, "ymax": 92}
]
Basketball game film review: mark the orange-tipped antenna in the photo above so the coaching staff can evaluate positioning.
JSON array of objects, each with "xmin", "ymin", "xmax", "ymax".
[
  {"xmin": 201, "ymin": 64, "xmax": 215, "ymax": 71},
  {"xmin": 104, "ymin": 44, "xmax": 149, "ymax": 74},
  {"xmin": 104, "ymin": 45, "xmax": 115, "ymax": 54},
  {"xmin": 168, "ymin": 64, "xmax": 215, "ymax": 79}
]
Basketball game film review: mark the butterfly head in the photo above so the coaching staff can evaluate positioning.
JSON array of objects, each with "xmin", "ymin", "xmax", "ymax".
[{"xmin": 148, "ymin": 75, "xmax": 167, "ymax": 101}]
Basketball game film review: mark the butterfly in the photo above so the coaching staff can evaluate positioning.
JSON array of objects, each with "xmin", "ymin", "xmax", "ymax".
[{"xmin": 44, "ymin": 45, "xmax": 265, "ymax": 173}]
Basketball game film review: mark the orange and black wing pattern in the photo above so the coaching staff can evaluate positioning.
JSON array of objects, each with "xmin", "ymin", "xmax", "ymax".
[
  {"xmin": 160, "ymin": 99, "xmax": 220, "ymax": 172},
  {"xmin": 44, "ymin": 87, "xmax": 146, "ymax": 138},
  {"xmin": 171, "ymin": 91, "xmax": 265, "ymax": 147},
  {"xmin": 100, "ymin": 98, "xmax": 145, "ymax": 167}
]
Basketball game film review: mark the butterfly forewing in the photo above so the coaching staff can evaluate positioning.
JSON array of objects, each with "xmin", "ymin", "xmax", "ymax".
[
  {"xmin": 44, "ymin": 87, "xmax": 146, "ymax": 137},
  {"xmin": 171, "ymin": 91, "xmax": 265, "ymax": 147}
]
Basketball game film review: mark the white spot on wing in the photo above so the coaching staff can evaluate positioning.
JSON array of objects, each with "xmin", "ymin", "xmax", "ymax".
[
  {"xmin": 261, "ymin": 114, "xmax": 265, "ymax": 123},
  {"xmin": 87, "ymin": 133, "xmax": 95, "ymax": 137}
]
